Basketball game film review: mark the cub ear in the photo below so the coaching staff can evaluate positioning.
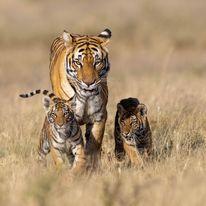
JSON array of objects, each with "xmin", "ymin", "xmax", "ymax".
[
  {"xmin": 98, "ymin": 28, "xmax": 112, "ymax": 47},
  {"xmin": 43, "ymin": 97, "xmax": 51, "ymax": 112},
  {"xmin": 117, "ymin": 103, "xmax": 126, "ymax": 116},
  {"xmin": 62, "ymin": 30, "xmax": 75, "ymax": 47},
  {"xmin": 136, "ymin": 103, "xmax": 147, "ymax": 116}
]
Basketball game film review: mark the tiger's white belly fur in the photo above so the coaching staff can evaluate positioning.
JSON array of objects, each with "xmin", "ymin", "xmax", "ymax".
[{"xmin": 71, "ymin": 88, "xmax": 105, "ymax": 124}]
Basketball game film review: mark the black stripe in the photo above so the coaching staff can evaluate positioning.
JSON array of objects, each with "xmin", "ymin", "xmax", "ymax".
[
  {"xmin": 19, "ymin": 94, "xmax": 27, "ymax": 98},
  {"xmin": 49, "ymin": 93, "xmax": 55, "ymax": 98},
  {"xmin": 88, "ymin": 43, "xmax": 101, "ymax": 47},
  {"xmin": 59, "ymin": 82, "xmax": 71, "ymax": 99},
  {"xmin": 53, "ymin": 98, "xmax": 59, "ymax": 103},
  {"xmin": 92, "ymin": 103, "xmax": 103, "ymax": 115},
  {"xmin": 76, "ymin": 42, "xmax": 87, "ymax": 48},
  {"xmin": 52, "ymin": 135, "xmax": 64, "ymax": 144},
  {"xmin": 90, "ymin": 37, "xmax": 101, "ymax": 42},
  {"xmin": 76, "ymin": 91, "xmax": 86, "ymax": 101},
  {"xmin": 71, "ymin": 127, "xmax": 79, "ymax": 138},
  {"xmin": 76, "ymin": 95, "xmax": 85, "ymax": 104},
  {"xmin": 43, "ymin": 90, "xmax": 49, "ymax": 95},
  {"xmin": 71, "ymin": 138, "xmax": 82, "ymax": 145},
  {"xmin": 75, "ymin": 114, "xmax": 82, "ymax": 119},
  {"xmin": 52, "ymin": 146, "xmax": 63, "ymax": 152},
  {"xmin": 91, "ymin": 47, "xmax": 98, "ymax": 52}
]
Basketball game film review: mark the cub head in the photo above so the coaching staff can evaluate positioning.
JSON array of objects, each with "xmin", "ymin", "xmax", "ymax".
[
  {"xmin": 43, "ymin": 97, "xmax": 75, "ymax": 132},
  {"xmin": 62, "ymin": 29, "xmax": 111, "ymax": 93},
  {"xmin": 117, "ymin": 98, "xmax": 148, "ymax": 144}
]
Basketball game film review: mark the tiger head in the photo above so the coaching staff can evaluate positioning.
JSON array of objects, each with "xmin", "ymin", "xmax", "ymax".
[
  {"xmin": 117, "ymin": 98, "xmax": 148, "ymax": 145},
  {"xmin": 43, "ymin": 97, "xmax": 75, "ymax": 134},
  {"xmin": 62, "ymin": 29, "xmax": 111, "ymax": 94}
]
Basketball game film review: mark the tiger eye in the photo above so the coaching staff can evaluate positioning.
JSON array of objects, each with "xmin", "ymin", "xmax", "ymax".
[{"xmin": 78, "ymin": 54, "xmax": 82, "ymax": 60}]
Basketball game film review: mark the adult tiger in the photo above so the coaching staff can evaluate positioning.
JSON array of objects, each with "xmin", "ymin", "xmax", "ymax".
[{"xmin": 49, "ymin": 29, "xmax": 111, "ymax": 168}]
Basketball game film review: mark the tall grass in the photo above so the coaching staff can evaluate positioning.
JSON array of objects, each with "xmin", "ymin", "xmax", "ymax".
[{"xmin": 1, "ymin": 0, "xmax": 206, "ymax": 205}]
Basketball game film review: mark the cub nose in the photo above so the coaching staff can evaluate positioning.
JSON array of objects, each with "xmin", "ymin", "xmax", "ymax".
[
  {"xmin": 123, "ymin": 132, "xmax": 130, "ymax": 137},
  {"xmin": 56, "ymin": 123, "xmax": 64, "ymax": 129}
]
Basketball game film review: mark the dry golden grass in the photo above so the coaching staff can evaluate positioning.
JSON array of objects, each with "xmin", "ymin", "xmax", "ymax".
[{"xmin": 1, "ymin": 0, "xmax": 206, "ymax": 205}]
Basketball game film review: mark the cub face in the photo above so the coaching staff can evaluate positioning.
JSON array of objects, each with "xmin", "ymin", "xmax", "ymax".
[
  {"xmin": 117, "ymin": 103, "xmax": 148, "ymax": 144},
  {"xmin": 43, "ymin": 97, "xmax": 74, "ymax": 133}
]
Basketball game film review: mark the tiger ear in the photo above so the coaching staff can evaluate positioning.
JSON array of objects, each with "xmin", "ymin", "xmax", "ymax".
[
  {"xmin": 117, "ymin": 103, "xmax": 126, "ymax": 116},
  {"xmin": 43, "ymin": 97, "xmax": 51, "ymax": 112},
  {"xmin": 62, "ymin": 30, "xmax": 75, "ymax": 47},
  {"xmin": 136, "ymin": 104, "xmax": 147, "ymax": 116},
  {"xmin": 98, "ymin": 28, "xmax": 112, "ymax": 47}
]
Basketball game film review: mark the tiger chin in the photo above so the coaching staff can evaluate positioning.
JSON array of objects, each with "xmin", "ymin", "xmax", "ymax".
[
  {"xmin": 19, "ymin": 89, "xmax": 86, "ymax": 174},
  {"xmin": 114, "ymin": 97, "xmax": 153, "ymax": 168}
]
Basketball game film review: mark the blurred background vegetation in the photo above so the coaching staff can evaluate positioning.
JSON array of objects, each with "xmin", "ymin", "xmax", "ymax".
[
  {"xmin": 1, "ymin": 1, "xmax": 206, "ymax": 205},
  {"xmin": 1, "ymin": 0, "xmax": 206, "ymax": 101},
  {"xmin": 1, "ymin": 0, "xmax": 206, "ymax": 49}
]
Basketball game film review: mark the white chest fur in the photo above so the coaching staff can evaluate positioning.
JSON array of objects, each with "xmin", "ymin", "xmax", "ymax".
[{"xmin": 71, "ymin": 91, "xmax": 105, "ymax": 124}]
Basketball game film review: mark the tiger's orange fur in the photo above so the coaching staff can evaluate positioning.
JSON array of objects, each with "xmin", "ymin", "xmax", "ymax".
[{"xmin": 49, "ymin": 29, "xmax": 111, "ymax": 168}]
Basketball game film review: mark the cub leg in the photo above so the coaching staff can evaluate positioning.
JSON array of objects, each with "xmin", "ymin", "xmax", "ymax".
[
  {"xmin": 114, "ymin": 131, "xmax": 126, "ymax": 161},
  {"xmin": 123, "ymin": 142, "xmax": 143, "ymax": 168},
  {"xmin": 50, "ymin": 147, "xmax": 64, "ymax": 170},
  {"xmin": 37, "ymin": 129, "xmax": 50, "ymax": 167}
]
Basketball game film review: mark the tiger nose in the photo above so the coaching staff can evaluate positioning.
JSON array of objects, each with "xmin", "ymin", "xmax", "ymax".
[{"xmin": 84, "ymin": 80, "xmax": 95, "ymax": 87}]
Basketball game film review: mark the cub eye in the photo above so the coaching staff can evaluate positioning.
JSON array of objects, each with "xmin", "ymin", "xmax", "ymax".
[
  {"xmin": 64, "ymin": 111, "xmax": 69, "ymax": 116},
  {"xmin": 67, "ymin": 113, "xmax": 74, "ymax": 120},
  {"xmin": 51, "ymin": 112, "xmax": 56, "ymax": 118},
  {"xmin": 49, "ymin": 117, "xmax": 54, "ymax": 123}
]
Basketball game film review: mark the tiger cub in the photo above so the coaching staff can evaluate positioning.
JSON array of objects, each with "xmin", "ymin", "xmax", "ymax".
[
  {"xmin": 19, "ymin": 89, "xmax": 86, "ymax": 173},
  {"xmin": 114, "ymin": 97, "xmax": 152, "ymax": 167}
]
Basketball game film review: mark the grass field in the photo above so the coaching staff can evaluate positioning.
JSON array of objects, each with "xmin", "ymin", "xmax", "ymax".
[{"xmin": 1, "ymin": 0, "xmax": 206, "ymax": 205}]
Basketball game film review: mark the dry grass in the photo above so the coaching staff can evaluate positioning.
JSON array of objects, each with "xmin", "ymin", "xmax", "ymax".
[{"xmin": 1, "ymin": 0, "xmax": 206, "ymax": 205}]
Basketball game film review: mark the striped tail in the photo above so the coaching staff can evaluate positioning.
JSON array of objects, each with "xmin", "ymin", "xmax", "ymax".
[{"xmin": 19, "ymin": 89, "xmax": 57, "ymax": 101}]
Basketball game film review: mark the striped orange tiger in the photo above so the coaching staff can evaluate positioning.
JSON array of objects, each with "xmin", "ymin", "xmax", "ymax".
[
  {"xmin": 114, "ymin": 98, "xmax": 152, "ymax": 167},
  {"xmin": 20, "ymin": 90, "xmax": 86, "ymax": 173},
  {"xmin": 49, "ymin": 29, "xmax": 111, "ymax": 168}
]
